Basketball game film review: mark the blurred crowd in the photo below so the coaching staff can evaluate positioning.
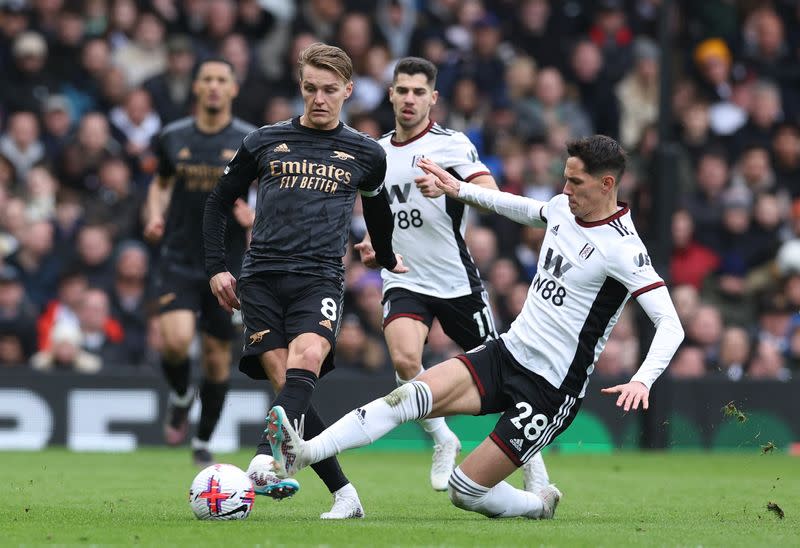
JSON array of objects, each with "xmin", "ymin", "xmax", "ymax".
[{"xmin": 1, "ymin": 0, "xmax": 799, "ymax": 382}]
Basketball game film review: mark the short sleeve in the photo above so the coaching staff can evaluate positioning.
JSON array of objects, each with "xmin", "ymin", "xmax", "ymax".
[
  {"xmin": 358, "ymin": 144, "xmax": 387, "ymax": 197},
  {"xmin": 441, "ymin": 132, "xmax": 490, "ymax": 182},
  {"xmin": 606, "ymin": 238, "xmax": 665, "ymax": 297}
]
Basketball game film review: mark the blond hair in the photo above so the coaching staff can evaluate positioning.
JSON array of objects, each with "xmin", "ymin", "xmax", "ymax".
[{"xmin": 298, "ymin": 43, "xmax": 353, "ymax": 83}]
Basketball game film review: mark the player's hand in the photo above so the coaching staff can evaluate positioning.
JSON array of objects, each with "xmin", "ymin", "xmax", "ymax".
[
  {"xmin": 209, "ymin": 271, "xmax": 240, "ymax": 313},
  {"xmin": 233, "ymin": 198, "xmax": 255, "ymax": 229},
  {"xmin": 418, "ymin": 158, "xmax": 461, "ymax": 198},
  {"xmin": 354, "ymin": 240, "xmax": 379, "ymax": 269},
  {"xmin": 414, "ymin": 173, "xmax": 445, "ymax": 198},
  {"xmin": 143, "ymin": 216, "xmax": 165, "ymax": 244},
  {"xmin": 389, "ymin": 253, "xmax": 409, "ymax": 274},
  {"xmin": 600, "ymin": 381, "xmax": 649, "ymax": 412}
]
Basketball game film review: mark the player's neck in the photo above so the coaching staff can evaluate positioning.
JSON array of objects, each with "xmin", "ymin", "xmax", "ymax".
[
  {"xmin": 579, "ymin": 198, "xmax": 620, "ymax": 223},
  {"xmin": 299, "ymin": 114, "xmax": 340, "ymax": 131},
  {"xmin": 195, "ymin": 109, "xmax": 232, "ymax": 133},
  {"xmin": 393, "ymin": 118, "xmax": 432, "ymax": 143}
]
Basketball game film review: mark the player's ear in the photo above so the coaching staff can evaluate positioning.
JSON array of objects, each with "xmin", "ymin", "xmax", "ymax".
[
  {"xmin": 602, "ymin": 174, "xmax": 615, "ymax": 192},
  {"xmin": 431, "ymin": 89, "xmax": 439, "ymax": 105},
  {"xmin": 344, "ymin": 80, "xmax": 354, "ymax": 99},
  {"xmin": 230, "ymin": 81, "xmax": 240, "ymax": 100}
]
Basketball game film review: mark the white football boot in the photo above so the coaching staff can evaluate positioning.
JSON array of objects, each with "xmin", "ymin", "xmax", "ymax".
[
  {"xmin": 320, "ymin": 483, "xmax": 365, "ymax": 519},
  {"xmin": 430, "ymin": 435, "xmax": 461, "ymax": 491},
  {"xmin": 538, "ymin": 484, "xmax": 562, "ymax": 519},
  {"xmin": 522, "ymin": 451, "xmax": 549, "ymax": 494}
]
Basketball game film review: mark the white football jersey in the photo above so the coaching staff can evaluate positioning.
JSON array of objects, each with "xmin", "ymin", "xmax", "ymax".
[
  {"xmin": 500, "ymin": 194, "xmax": 665, "ymax": 397},
  {"xmin": 378, "ymin": 122, "xmax": 490, "ymax": 298}
]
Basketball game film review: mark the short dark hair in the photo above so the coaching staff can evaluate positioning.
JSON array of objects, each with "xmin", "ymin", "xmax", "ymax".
[
  {"xmin": 566, "ymin": 135, "xmax": 627, "ymax": 181},
  {"xmin": 193, "ymin": 57, "xmax": 235, "ymax": 80},
  {"xmin": 393, "ymin": 57, "xmax": 437, "ymax": 87}
]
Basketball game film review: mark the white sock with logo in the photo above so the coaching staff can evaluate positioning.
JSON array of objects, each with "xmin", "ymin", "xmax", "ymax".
[
  {"xmin": 304, "ymin": 381, "xmax": 433, "ymax": 464},
  {"xmin": 396, "ymin": 369, "xmax": 456, "ymax": 445},
  {"xmin": 448, "ymin": 466, "xmax": 544, "ymax": 518}
]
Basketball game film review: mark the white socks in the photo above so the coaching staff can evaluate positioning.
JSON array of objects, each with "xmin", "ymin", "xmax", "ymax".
[
  {"xmin": 396, "ymin": 369, "xmax": 456, "ymax": 445},
  {"xmin": 448, "ymin": 466, "xmax": 544, "ymax": 519},
  {"xmin": 304, "ymin": 381, "xmax": 433, "ymax": 465}
]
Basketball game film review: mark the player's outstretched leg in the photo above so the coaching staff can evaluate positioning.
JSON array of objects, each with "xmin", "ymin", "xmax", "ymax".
[{"xmin": 396, "ymin": 372, "xmax": 460, "ymax": 491}]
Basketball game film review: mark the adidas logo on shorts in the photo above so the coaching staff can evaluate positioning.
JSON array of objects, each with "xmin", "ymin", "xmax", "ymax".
[
  {"xmin": 319, "ymin": 319, "xmax": 333, "ymax": 331},
  {"xmin": 510, "ymin": 438, "xmax": 524, "ymax": 451}
]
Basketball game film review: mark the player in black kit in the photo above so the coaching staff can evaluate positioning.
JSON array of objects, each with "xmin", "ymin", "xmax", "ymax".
[
  {"xmin": 144, "ymin": 59, "xmax": 256, "ymax": 468},
  {"xmin": 203, "ymin": 43, "xmax": 406, "ymax": 519}
]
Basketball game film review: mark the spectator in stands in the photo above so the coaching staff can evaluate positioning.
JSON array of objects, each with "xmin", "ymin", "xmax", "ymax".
[
  {"xmin": 24, "ymin": 165, "xmax": 58, "ymax": 222},
  {"xmin": 58, "ymin": 112, "xmax": 120, "ymax": 193},
  {"xmin": 685, "ymin": 304, "xmax": 723, "ymax": 369},
  {"xmin": 683, "ymin": 148, "xmax": 730, "ymax": 250},
  {"xmin": 0, "ymin": 1, "xmax": 31, "ymax": 73},
  {"xmin": 731, "ymin": 79, "xmax": 783, "ymax": 157},
  {"xmin": 519, "ymin": 67, "xmax": 593, "ymax": 142},
  {"xmin": 220, "ymin": 33, "xmax": 271, "ymax": 126},
  {"xmin": 0, "ymin": 111, "xmax": 44, "ymax": 185},
  {"xmin": 143, "ymin": 35, "xmax": 196, "ymax": 124},
  {"xmin": 41, "ymin": 95, "xmax": 74, "ymax": 161},
  {"xmin": 49, "ymin": 4, "xmax": 86, "ymax": 86},
  {"xmin": 669, "ymin": 208, "xmax": 720, "ymax": 291},
  {"xmin": 616, "ymin": 37, "xmax": 659, "ymax": 150},
  {"xmin": 31, "ymin": 321, "xmax": 101, "ymax": 374},
  {"xmin": 112, "ymin": 11, "xmax": 167, "ymax": 87},
  {"xmin": 716, "ymin": 326, "xmax": 750, "ymax": 381},
  {"xmin": 37, "ymin": 267, "xmax": 87, "ymax": 351},
  {"xmin": 668, "ymin": 346, "xmax": 707, "ymax": 379},
  {"xmin": 2, "ymin": 31, "xmax": 57, "ymax": 113},
  {"xmin": 692, "ymin": 37, "xmax": 735, "ymax": 104},
  {"xmin": 77, "ymin": 287, "xmax": 125, "ymax": 366},
  {"xmin": 108, "ymin": 240, "xmax": 149, "ymax": 366},
  {"xmin": 772, "ymin": 123, "xmax": 800, "ymax": 197},
  {"xmin": 677, "ymin": 100, "xmax": 719, "ymax": 169},
  {"xmin": 109, "ymin": 88, "xmax": 161, "ymax": 171},
  {"xmin": 200, "ymin": 0, "xmax": 238, "ymax": 53},
  {"xmin": 7, "ymin": 217, "xmax": 60, "ymax": 310},
  {"xmin": 73, "ymin": 223, "xmax": 115, "ymax": 290},
  {"xmin": 83, "ymin": 157, "xmax": 141, "ymax": 241},
  {"xmin": 0, "ymin": 264, "xmax": 37, "ymax": 365},
  {"xmin": 293, "ymin": 0, "xmax": 342, "ymax": 44},
  {"xmin": 731, "ymin": 145, "xmax": 779, "ymax": 198},
  {"xmin": 587, "ymin": 0, "xmax": 634, "ymax": 84},
  {"xmin": 376, "ymin": 0, "xmax": 417, "ymax": 59},
  {"xmin": 747, "ymin": 339, "xmax": 791, "ymax": 380},
  {"xmin": 569, "ymin": 39, "xmax": 619, "ymax": 139},
  {"xmin": 509, "ymin": 0, "xmax": 565, "ymax": 71}
]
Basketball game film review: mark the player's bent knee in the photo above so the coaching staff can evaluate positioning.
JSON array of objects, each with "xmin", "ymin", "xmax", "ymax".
[
  {"xmin": 383, "ymin": 381, "xmax": 432, "ymax": 422},
  {"xmin": 447, "ymin": 481, "xmax": 484, "ymax": 513}
]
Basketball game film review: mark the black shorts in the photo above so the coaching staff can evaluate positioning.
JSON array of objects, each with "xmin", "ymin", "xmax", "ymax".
[
  {"xmin": 455, "ymin": 338, "xmax": 581, "ymax": 466},
  {"xmin": 382, "ymin": 288, "xmax": 497, "ymax": 351},
  {"xmin": 154, "ymin": 263, "xmax": 234, "ymax": 340},
  {"xmin": 237, "ymin": 273, "xmax": 344, "ymax": 380}
]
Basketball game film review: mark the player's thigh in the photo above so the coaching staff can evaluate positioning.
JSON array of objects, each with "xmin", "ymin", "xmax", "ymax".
[
  {"xmin": 418, "ymin": 358, "xmax": 482, "ymax": 417},
  {"xmin": 158, "ymin": 309, "xmax": 196, "ymax": 352},
  {"xmin": 284, "ymin": 276, "xmax": 343, "ymax": 364},
  {"xmin": 259, "ymin": 348, "xmax": 289, "ymax": 391},
  {"xmin": 238, "ymin": 276, "xmax": 288, "ymax": 380},
  {"xmin": 384, "ymin": 317, "xmax": 429, "ymax": 367},
  {"xmin": 492, "ymin": 370, "xmax": 581, "ymax": 467},
  {"xmin": 458, "ymin": 437, "xmax": 520, "ymax": 488},
  {"xmin": 435, "ymin": 290, "xmax": 498, "ymax": 351}
]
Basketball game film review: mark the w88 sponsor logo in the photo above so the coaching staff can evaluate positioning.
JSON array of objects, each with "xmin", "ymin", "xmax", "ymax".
[{"xmin": 531, "ymin": 274, "xmax": 566, "ymax": 306}]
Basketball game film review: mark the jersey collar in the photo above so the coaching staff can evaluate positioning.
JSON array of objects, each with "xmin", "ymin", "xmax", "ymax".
[
  {"xmin": 292, "ymin": 116, "xmax": 343, "ymax": 135},
  {"xmin": 390, "ymin": 120, "xmax": 434, "ymax": 147},
  {"xmin": 575, "ymin": 202, "xmax": 629, "ymax": 227}
]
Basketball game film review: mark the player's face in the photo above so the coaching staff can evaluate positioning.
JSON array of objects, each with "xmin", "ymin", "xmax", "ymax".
[
  {"xmin": 193, "ymin": 62, "xmax": 238, "ymax": 114},
  {"xmin": 562, "ymin": 156, "xmax": 614, "ymax": 219},
  {"xmin": 300, "ymin": 65, "xmax": 352, "ymax": 130},
  {"xmin": 389, "ymin": 73, "xmax": 438, "ymax": 130}
]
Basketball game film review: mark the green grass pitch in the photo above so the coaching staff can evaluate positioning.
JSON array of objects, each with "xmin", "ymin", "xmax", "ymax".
[{"xmin": 6, "ymin": 448, "xmax": 798, "ymax": 546}]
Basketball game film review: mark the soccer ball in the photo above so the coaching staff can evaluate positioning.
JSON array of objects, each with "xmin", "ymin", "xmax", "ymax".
[{"xmin": 189, "ymin": 464, "xmax": 255, "ymax": 520}]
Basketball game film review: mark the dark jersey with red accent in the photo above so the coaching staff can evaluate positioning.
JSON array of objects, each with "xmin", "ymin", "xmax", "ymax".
[
  {"xmin": 204, "ymin": 117, "xmax": 387, "ymax": 281},
  {"xmin": 154, "ymin": 117, "xmax": 256, "ymax": 277},
  {"xmin": 498, "ymin": 193, "xmax": 665, "ymax": 397}
]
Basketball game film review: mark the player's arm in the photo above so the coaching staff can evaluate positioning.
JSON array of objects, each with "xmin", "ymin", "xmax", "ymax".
[
  {"xmin": 359, "ymin": 151, "xmax": 407, "ymax": 273},
  {"xmin": 143, "ymin": 174, "xmax": 174, "ymax": 243},
  {"xmin": 601, "ymin": 242, "xmax": 684, "ymax": 411},
  {"xmin": 419, "ymin": 158, "xmax": 547, "ymax": 227},
  {"xmin": 203, "ymin": 140, "xmax": 259, "ymax": 312}
]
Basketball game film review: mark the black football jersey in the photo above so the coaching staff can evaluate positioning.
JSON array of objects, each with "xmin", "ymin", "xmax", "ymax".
[
  {"xmin": 154, "ymin": 117, "xmax": 256, "ymax": 277},
  {"xmin": 204, "ymin": 117, "xmax": 387, "ymax": 280}
]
